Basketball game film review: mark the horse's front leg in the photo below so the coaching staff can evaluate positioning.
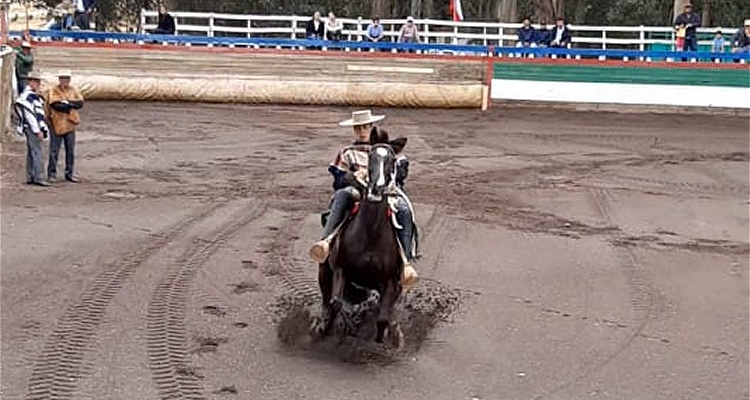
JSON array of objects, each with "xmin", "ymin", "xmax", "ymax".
[
  {"xmin": 375, "ymin": 278, "xmax": 402, "ymax": 349},
  {"xmin": 330, "ymin": 266, "xmax": 345, "ymax": 313},
  {"xmin": 313, "ymin": 261, "xmax": 335, "ymax": 337}
]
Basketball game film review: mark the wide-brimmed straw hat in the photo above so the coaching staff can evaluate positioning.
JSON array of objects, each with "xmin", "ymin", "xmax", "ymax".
[
  {"xmin": 339, "ymin": 110, "xmax": 385, "ymax": 126},
  {"xmin": 21, "ymin": 41, "xmax": 32, "ymax": 48},
  {"xmin": 745, "ymin": 19, "xmax": 750, "ymax": 27},
  {"xmin": 27, "ymin": 70, "xmax": 43, "ymax": 81},
  {"xmin": 57, "ymin": 69, "xmax": 72, "ymax": 78}
]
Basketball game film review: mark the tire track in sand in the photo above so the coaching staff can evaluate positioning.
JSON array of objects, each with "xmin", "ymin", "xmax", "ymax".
[
  {"xmin": 146, "ymin": 201, "xmax": 267, "ymax": 400},
  {"xmin": 536, "ymin": 187, "xmax": 657, "ymax": 399},
  {"xmin": 24, "ymin": 200, "xmax": 230, "ymax": 400}
]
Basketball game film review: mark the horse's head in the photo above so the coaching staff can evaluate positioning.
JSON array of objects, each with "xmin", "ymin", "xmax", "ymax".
[{"xmin": 367, "ymin": 143, "xmax": 397, "ymax": 202}]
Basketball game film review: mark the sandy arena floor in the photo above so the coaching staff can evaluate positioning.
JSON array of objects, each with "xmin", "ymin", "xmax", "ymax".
[{"xmin": 1, "ymin": 102, "xmax": 748, "ymax": 400}]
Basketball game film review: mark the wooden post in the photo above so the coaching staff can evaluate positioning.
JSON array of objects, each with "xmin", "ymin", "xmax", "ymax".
[{"xmin": 0, "ymin": 0, "xmax": 9, "ymax": 45}]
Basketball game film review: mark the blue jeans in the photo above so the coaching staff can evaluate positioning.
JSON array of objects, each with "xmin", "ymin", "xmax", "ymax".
[
  {"xmin": 395, "ymin": 196, "xmax": 415, "ymax": 261},
  {"xmin": 25, "ymin": 130, "xmax": 44, "ymax": 183},
  {"xmin": 684, "ymin": 36, "xmax": 698, "ymax": 52},
  {"xmin": 48, "ymin": 131, "xmax": 76, "ymax": 179},
  {"xmin": 322, "ymin": 187, "xmax": 360, "ymax": 238}
]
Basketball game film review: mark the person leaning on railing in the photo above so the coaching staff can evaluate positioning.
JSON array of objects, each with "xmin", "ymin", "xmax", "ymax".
[
  {"xmin": 365, "ymin": 17, "xmax": 384, "ymax": 42},
  {"xmin": 516, "ymin": 17, "xmax": 537, "ymax": 48},
  {"xmin": 731, "ymin": 19, "xmax": 750, "ymax": 53},
  {"xmin": 535, "ymin": 20, "xmax": 552, "ymax": 47},
  {"xmin": 306, "ymin": 11, "xmax": 325, "ymax": 40},
  {"xmin": 325, "ymin": 12, "xmax": 343, "ymax": 41},
  {"xmin": 148, "ymin": 5, "xmax": 176, "ymax": 35},
  {"xmin": 549, "ymin": 17, "xmax": 572, "ymax": 48}
]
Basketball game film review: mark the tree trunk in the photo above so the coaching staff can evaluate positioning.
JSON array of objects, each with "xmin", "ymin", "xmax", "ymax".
[
  {"xmin": 702, "ymin": 0, "xmax": 711, "ymax": 27},
  {"xmin": 496, "ymin": 0, "xmax": 517, "ymax": 22},
  {"xmin": 534, "ymin": 0, "xmax": 564, "ymax": 22}
]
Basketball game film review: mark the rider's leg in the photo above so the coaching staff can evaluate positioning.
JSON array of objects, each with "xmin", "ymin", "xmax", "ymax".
[
  {"xmin": 322, "ymin": 187, "xmax": 357, "ymax": 238},
  {"xmin": 395, "ymin": 197, "xmax": 418, "ymax": 287},
  {"xmin": 310, "ymin": 187, "xmax": 359, "ymax": 263}
]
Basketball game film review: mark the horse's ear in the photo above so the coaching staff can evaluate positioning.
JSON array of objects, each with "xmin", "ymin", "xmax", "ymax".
[
  {"xmin": 389, "ymin": 137, "xmax": 407, "ymax": 154},
  {"xmin": 369, "ymin": 126, "xmax": 390, "ymax": 145}
]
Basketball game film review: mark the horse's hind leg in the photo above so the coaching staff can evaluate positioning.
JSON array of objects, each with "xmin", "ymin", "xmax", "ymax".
[
  {"xmin": 313, "ymin": 262, "xmax": 335, "ymax": 337},
  {"xmin": 375, "ymin": 279, "xmax": 402, "ymax": 348}
]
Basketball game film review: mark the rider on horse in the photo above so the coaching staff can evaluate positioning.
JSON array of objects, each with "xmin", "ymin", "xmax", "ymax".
[{"xmin": 309, "ymin": 110, "xmax": 419, "ymax": 287}]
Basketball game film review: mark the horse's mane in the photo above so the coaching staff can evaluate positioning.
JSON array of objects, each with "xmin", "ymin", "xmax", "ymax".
[{"xmin": 370, "ymin": 126, "xmax": 407, "ymax": 154}]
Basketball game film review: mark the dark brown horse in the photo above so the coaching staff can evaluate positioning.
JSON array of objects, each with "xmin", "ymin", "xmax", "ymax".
[{"xmin": 314, "ymin": 129, "xmax": 406, "ymax": 349}]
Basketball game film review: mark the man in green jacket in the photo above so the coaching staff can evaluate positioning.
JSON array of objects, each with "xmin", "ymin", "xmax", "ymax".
[{"xmin": 15, "ymin": 41, "xmax": 35, "ymax": 95}]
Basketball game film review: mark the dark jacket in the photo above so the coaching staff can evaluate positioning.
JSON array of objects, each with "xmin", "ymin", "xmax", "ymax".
[
  {"xmin": 732, "ymin": 27, "xmax": 750, "ymax": 48},
  {"xmin": 535, "ymin": 28, "xmax": 551, "ymax": 45},
  {"xmin": 306, "ymin": 18, "xmax": 325, "ymax": 39},
  {"xmin": 674, "ymin": 12, "xmax": 701, "ymax": 37},
  {"xmin": 550, "ymin": 25, "xmax": 572, "ymax": 46},
  {"xmin": 518, "ymin": 26, "xmax": 536, "ymax": 43},
  {"xmin": 157, "ymin": 12, "xmax": 175, "ymax": 34}
]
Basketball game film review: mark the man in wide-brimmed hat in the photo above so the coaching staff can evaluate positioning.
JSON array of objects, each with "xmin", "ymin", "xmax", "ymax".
[
  {"xmin": 14, "ymin": 70, "xmax": 50, "ymax": 187},
  {"xmin": 14, "ymin": 41, "xmax": 34, "ymax": 95},
  {"xmin": 310, "ymin": 110, "xmax": 418, "ymax": 287},
  {"xmin": 46, "ymin": 69, "xmax": 84, "ymax": 183}
]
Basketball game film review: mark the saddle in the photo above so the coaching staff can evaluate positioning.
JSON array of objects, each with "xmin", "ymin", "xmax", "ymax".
[{"xmin": 319, "ymin": 199, "xmax": 420, "ymax": 260}]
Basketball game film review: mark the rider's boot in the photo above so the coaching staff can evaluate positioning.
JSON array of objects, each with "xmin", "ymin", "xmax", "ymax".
[
  {"xmin": 310, "ymin": 189, "xmax": 353, "ymax": 263},
  {"xmin": 395, "ymin": 200, "xmax": 418, "ymax": 287}
]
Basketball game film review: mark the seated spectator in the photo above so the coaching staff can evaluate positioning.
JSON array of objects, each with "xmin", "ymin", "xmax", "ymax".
[
  {"xmin": 549, "ymin": 17, "xmax": 571, "ymax": 48},
  {"xmin": 149, "ymin": 5, "xmax": 175, "ymax": 35},
  {"xmin": 711, "ymin": 30, "xmax": 725, "ymax": 52},
  {"xmin": 365, "ymin": 17, "xmax": 384, "ymax": 42},
  {"xmin": 399, "ymin": 16, "xmax": 420, "ymax": 45},
  {"xmin": 731, "ymin": 19, "xmax": 750, "ymax": 53},
  {"xmin": 305, "ymin": 12, "xmax": 325, "ymax": 40},
  {"xmin": 325, "ymin": 12, "xmax": 343, "ymax": 41},
  {"xmin": 53, "ymin": 0, "xmax": 76, "ymax": 30},
  {"xmin": 516, "ymin": 17, "xmax": 537, "ymax": 48},
  {"xmin": 535, "ymin": 20, "xmax": 551, "ymax": 47}
]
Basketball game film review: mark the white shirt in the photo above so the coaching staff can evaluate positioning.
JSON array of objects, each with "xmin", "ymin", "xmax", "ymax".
[{"xmin": 76, "ymin": 0, "xmax": 86, "ymax": 12}]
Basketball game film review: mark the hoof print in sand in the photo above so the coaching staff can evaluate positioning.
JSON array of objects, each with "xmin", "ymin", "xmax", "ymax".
[
  {"xmin": 231, "ymin": 281, "xmax": 259, "ymax": 295},
  {"xmin": 213, "ymin": 385, "xmax": 239, "ymax": 395},
  {"xmin": 175, "ymin": 366, "xmax": 205, "ymax": 379},
  {"xmin": 192, "ymin": 336, "xmax": 229, "ymax": 354},
  {"xmin": 202, "ymin": 305, "xmax": 227, "ymax": 317}
]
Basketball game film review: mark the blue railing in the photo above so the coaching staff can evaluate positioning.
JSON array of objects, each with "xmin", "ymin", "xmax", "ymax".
[{"xmin": 11, "ymin": 29, "xmax": 750, "ymax": 63}]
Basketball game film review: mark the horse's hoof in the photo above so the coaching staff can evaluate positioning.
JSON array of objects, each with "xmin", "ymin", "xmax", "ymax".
[
  {"xmin": 387, "ymin": 324, "xmax": 404, "ymax": 351},
  {"xmin": 329, "ymin": 297, "xmax": 343, "ymax": 313}
]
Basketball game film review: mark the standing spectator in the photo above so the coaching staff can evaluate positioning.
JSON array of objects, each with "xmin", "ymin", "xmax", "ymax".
[
  {"xmin": 306, "ymin": 11, "xmax": 324, "ymax": 40},
  {"xmin": 674, "ymin": 3, "xmax": 701, "ymax": 52},
  {"xmin": 535, "ymin": 20, "xmax": 551, "ymax": 47},
  {"xmin": 731, "ymin": 19, "xmax": 750, "ymax": 53},
  {"xmin": 13, "ymin": 71, "xmax": 50, "ymax": 187},
  {"xmin": 74, "ymin": 0, "xmax": 95, "ymax": 30},
  {"xmin": 14, "ymin": 41, "xmax": 34, "ymax": 95},
  {"xmin": 516, "ymin": 17, "xmax": 537, "ymax": 48},
  {"xmin": 711, "ymin": 30, "xmax": 725, "ymax": 52},
  {"xmin": 325, "ymin": 12, "xmax": 343, "ymax": 41},
  {"xmin": 150, "ymin": 5, "xmax": 175, "ymax": 35},
  {"xmin": 46, "ymin": 70, "xmax": 84, "ymax": 183},
  {"xmin": 398, "ymin": 16, "xmax": 420, "ymax": 44},
  {"xmin": 549, "ymin": 17, "xmax": 572, "ymax": 48},
  {"xmin": 365, "ymin": 16, "xmax": 384, "ymax": 42}
]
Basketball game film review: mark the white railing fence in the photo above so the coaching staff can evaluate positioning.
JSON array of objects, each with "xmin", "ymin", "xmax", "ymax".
[{"xmin": 140, "ymin": 10, "xmax": 741, "ymax": 51}]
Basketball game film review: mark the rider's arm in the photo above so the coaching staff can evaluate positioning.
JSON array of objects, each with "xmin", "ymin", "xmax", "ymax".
[{"xmin": 395, "ymin": 158, "xmax": 409, "ymax": 187}]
